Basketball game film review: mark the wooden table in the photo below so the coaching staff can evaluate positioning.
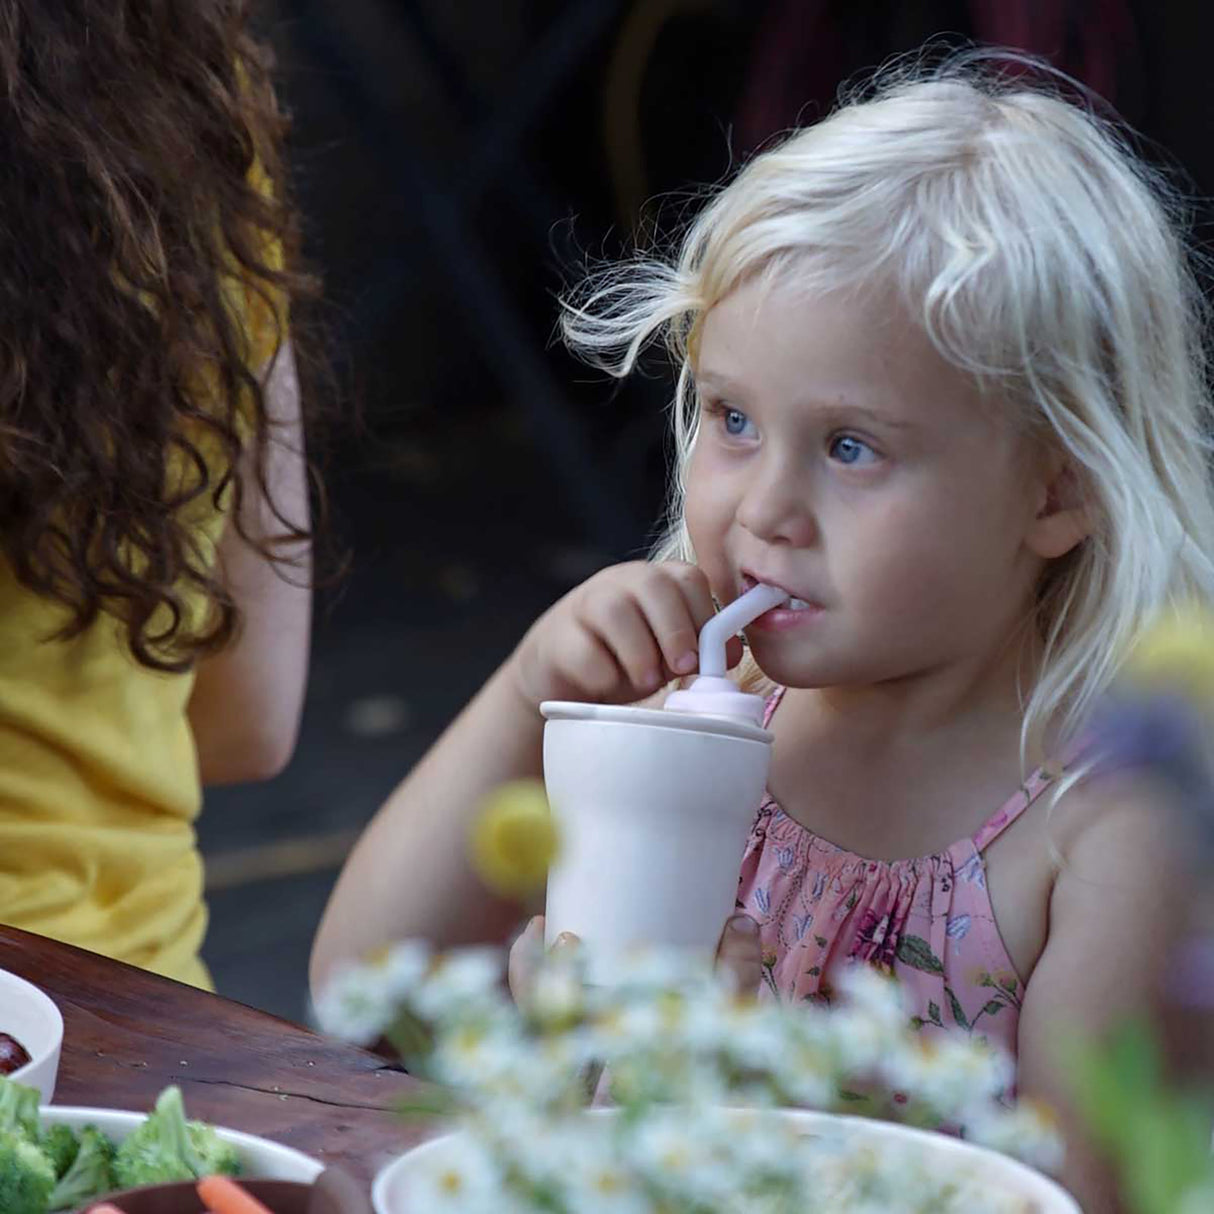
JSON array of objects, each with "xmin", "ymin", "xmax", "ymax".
[{"xmin": 0, "ymin": 926, "xmax": 440, "ymax": 1194}]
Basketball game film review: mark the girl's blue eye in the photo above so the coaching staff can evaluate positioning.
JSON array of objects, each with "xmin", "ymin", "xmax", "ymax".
[
  {"xmin": 724, "ymin": 408, "xmax": 752, "ymax": 436},
  {"xmin": 829, "ymin": 435, "xmax": 877, "ymax": 466}
]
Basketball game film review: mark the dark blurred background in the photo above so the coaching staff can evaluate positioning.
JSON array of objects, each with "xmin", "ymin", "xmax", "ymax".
[{"xmin": 198, "ymin": 0, "xmax": 1214, "ymax": 1022}]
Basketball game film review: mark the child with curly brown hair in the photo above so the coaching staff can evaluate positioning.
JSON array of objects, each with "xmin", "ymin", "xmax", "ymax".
[{"xmin": 0, "ymin": 0, "xmax": 320, "ymax": 988}]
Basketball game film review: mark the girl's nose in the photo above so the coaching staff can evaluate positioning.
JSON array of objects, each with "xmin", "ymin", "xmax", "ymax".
[{"xmin": 735, "ymin": 463, "xmax": 817, "ymax": 547}]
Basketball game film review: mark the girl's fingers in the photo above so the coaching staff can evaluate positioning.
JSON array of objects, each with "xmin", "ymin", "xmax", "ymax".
[
  {"xmin": 508, "ymin": 917, "xmax": 584, "ymax": 1007},
  {"xmin": 634, "ymin": 572, "xmax": 711, "ymax": 676},
  {"xmin": 667, "ymin": 562, "xmax": 719, "ymax": 628},
  {"xmin": 508, "ymin": 915, "xmax": 546, "ymax": 1003},
  {"xmin": 579, "ymin": 594, "xmax": 665, "ymax": 694},
  {"xmin": 715, "ymin": 913, "xmax": 763, "ymax": 995},
  {"xmin": 556, "ymin": 628, "xmax": 627, "ymax": 701},
  {"xmin": 536, "ymin": 561, "xmax": 733, "ymax": 703}
]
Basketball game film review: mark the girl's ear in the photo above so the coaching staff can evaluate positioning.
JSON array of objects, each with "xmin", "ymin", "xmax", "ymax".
[{"xmin": 1027, "ymin": 458, "xmax": 1089, "ymax": 560}]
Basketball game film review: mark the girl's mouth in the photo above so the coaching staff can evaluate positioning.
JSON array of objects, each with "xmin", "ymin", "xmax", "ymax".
[{"xmin": 738, "ymin": 575, "xmax": 823, "ymax": 631}]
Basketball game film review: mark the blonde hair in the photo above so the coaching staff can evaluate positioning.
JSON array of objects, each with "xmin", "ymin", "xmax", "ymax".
[{"xmin": 560, "ymin": 51, "xmax": 1214, "ymax": 761}]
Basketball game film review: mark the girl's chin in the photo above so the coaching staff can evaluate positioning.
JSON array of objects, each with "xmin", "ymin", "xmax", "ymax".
[{"xmin": 743, "ymin": 644, "xmax": 833, "ymax": 690}]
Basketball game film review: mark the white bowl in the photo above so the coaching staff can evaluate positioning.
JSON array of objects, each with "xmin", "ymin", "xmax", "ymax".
[
  {"xmin": 40, "ymin": 1106, "xmax": 324, "ymax": 1182},
  {"xmin": 0, "ymin": 967, "xmax": 64, "ymax": 1103},
  {"xmin": 372, "ymin": 1108, "xmax": 1081, "ymax": 1213}
]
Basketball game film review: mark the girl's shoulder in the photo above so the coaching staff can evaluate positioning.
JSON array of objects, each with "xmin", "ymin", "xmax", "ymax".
[{"xmin": 1048, "ymin": 763, "xmax": 1185, "ymax": 879}]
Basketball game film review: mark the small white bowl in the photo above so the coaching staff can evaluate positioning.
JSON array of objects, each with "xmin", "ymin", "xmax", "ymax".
[
  {"xmin": 0, "ymin": 967, "xmax": 63, "ymax": 1103},
  {"xmin": 40, "ymin": 1106, "xmax": 324, "ymax": 1182},
  {"xmin": 372, "ymin": 1108, "xmax": 1081, "ymax": 1214}
]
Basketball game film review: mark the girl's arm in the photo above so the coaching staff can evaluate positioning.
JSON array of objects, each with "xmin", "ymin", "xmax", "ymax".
[
  {"xmin": 1016, "ymin": 779, "xmax": 1193, "ymax": 1214},
  {"xmin": 309, "ymin": 655, "xmax": 546, "ymax": 994},
  {"xmin": 309, "ymin": 560, "xmax": 730, "ymax": 996},
  {"xmin": 187, "ymin": 340, "xmax": 312, "ymax": 784}
]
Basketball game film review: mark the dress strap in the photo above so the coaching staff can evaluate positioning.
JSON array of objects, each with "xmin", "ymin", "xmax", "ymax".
[
  {"xmin": 762, "ymin": 685, "xmax": 788, "ymax": 728},
  {"xmin": 972, "ymin": 762, "xmax": 1061, "ymax": 853}
]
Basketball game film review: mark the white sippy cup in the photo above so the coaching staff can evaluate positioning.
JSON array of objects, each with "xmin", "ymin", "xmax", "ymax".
[{"xmin": 541, "ymin": 583, "xmax": 787, "ymax": 982}]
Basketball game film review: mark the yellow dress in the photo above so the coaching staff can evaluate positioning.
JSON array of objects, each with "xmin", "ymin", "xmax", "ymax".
[{"xmin": 0, "ymin": 184, "xmax": 285, "ymax": 989}]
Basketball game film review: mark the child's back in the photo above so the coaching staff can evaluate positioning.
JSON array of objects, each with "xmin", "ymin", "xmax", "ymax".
[{"xmin": 0, "ymin": 1, "xmax": 318, "ymax": 985}]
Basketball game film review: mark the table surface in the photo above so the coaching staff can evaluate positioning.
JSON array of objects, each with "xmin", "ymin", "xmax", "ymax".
[{"xmin": 0, "ymin": 926, "xmax": 441, "ymax": 1195}]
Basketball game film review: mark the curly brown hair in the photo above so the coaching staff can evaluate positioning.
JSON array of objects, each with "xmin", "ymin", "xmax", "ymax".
[{"xmin": 0, "ymin": 0, "xmax": 321, "ymax": 671}]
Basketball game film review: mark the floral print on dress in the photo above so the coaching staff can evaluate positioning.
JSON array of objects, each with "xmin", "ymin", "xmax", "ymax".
[
  {"xmin": 955, "ymin": 851, "xmax": 986, "ymax": 888},
  {"xmin": 736, "ymin": 688, "xmax": 1073, "ymax": 1088},
  {"xmin": 946, "ymin": 915, "xmax": 972, "ymax": 941}
]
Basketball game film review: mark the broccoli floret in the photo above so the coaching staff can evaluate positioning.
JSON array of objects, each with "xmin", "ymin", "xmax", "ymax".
[
  {"xmin": 48, "ymin": 1125, "xmax": 115, "ymax": 1212},
  {"xmin": 186, "ymin": 1121, "xmax": 240, "ymax": 1178},
  {"xmin": 0, "ymin": 1127, "xmax": 56, "ymax": 1214},
  {"xmin": 111, "ymin": 1085, "xmax": 197, "ymax": 1189},
  {"xmin": 38, "ymin": 1124, "xmax": 79, "ymax": 1179},
  {"xmin": 0, "ymin": 1075, "xmax": 42, "ymax": 1140},
  {"xmin": 111, "ymin": 1085, "xmax": 241, "ymax": 1190}
]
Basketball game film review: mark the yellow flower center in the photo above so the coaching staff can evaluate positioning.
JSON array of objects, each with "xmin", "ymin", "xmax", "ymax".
[{"xmin": 469, "ymin": 780, "xmax": 560, "ymax": 897}]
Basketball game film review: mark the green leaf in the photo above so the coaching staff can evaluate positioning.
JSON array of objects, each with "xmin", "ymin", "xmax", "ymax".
[
  {"xmin": 896, "ymin": 935, "xmax": 945, "ymax": 975},
  {"xmin": 807, "ymin": 966, "xmax": 821, "ymax": 976},
  {"xmin": 1067, "ymin": 1019, "xmax": 1214, "ymax": 1214},
  {"xmin": 1121, "ymin": 1098, "xmax": 1212, "ymax": 1214},
  {"xmin": 945, "ymin": 986, "xmax": 970, "ymax": 1031},
  {"xmin": 394, "ymin": 1089, "xmax": 458, "ymax": 1119},
  {"xmin": 927, "ymin": 1001, "xmax": 943, "ymax": 1026},
  {"xmin": 909, "ymin": 1016, "xmax": 925, "ymax": 1031},
  {"xmin": 814, "ymin": 935, "xmax": 828, "ymax": 948},
  {"xmin": 383, "ymin": 1009, "xmax": 434, "ymax": 1067},
  {"xmin": 982, "ymin": 1000, "xmax": 1005, "ymax": 1016},
  {"xmin": 999, "ymin": 976, "xmax": 1018, "ymax": 995}
]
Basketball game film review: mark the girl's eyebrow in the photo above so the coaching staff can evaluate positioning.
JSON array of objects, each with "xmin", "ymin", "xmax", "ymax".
[
  {"xmin": 693, "ymin": 369, "xmax": 740, "ymax": 394},
  {"xmin": 694, "ymin": 369, "xmax": 917, "ymax": 432},
  {"xmin": 818, "ymin": 402, "xmax": 918, "ymax": 433}
]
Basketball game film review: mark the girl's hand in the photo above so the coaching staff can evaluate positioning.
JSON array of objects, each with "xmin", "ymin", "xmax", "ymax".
[
  {"xmin": 506, "ymin": 913, "xmax": 764, "ymax": 1004},
  {"xmin": 714, "ymin": 913, "xmax": 764, "ymax": 994},
  {"xmin": 510, "ymin": 560, "xmax": 742, "ymax": 709},
  {"xmin": 507, "ymin": 915, "xmax": 578, "ymax": 1004}
]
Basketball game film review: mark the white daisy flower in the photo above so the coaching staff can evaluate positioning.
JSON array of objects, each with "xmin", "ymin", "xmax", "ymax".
[
  {"xmin": 406, "ymin": 1135, "xmax": 504, "ymax": 1212},
  {"xmin": 527, "ymin": 956, "xmax": 585, "ymax": 1025},
  {"xmin": 374, "ymin": 938, "xmax": 432, "ymax": 1001},
  {"xmin": 836, "ymin": 965, "xmax": 907, "ymax": 1036},
  {"xmin": 412, "ymin": 947, "xmax": 507, "ymax": 1021},
  {"xmin": 431, "ymin": 1019, "xmax": 576, "ymax": 1107},
  {"xmin": 965, "ymin": 1100, "xmax": 1066, "ymax": 1175},
  {"xmin": 886, "ymin": 1034, "xmax": 1014, "ymax": 1117},
  {"xmin": 311, "ymin": 961, "xmax": 395, "ymax": 1045},
  {"xmin": 562, "ymin": 1157, "xmax": 651, "ymax": 1214}
]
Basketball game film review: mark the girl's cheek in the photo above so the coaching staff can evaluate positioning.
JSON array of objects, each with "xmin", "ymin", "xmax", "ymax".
[{"xmin": 683, "ymin": 485, "xmax": 725, "ymax": 551}]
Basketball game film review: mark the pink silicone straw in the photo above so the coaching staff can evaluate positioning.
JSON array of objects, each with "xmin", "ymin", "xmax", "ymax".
[{"xmin": 698, "ymin": 584, "xmax": 788, "ymax": 677}]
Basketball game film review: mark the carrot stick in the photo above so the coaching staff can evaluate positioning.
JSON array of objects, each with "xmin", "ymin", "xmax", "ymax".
[{"xmin": 196, "ymin": 1174, "xmax": 274, "ymax": 1214}]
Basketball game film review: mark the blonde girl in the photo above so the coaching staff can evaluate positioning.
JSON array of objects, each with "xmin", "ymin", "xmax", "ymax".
[{"xmin": 314, "ymin": 52, "xmax": 1210, "ymax": 1210}]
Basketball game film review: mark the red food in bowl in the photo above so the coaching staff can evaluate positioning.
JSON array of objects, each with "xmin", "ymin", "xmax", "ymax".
[{"xmin": 0, "ymin": 1031, "xmax": 31, "ymax": 1074}]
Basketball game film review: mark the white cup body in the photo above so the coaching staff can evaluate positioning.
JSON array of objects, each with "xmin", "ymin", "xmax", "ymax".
[{"xmin": 541, "ymin": 702, "xmax": 772, "ymax": 983}]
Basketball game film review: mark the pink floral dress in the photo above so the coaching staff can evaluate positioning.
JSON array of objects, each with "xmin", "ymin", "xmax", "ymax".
[{"xmin": 736, "ymin": 688, "xmax": 1060, "ymax": 1067}]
